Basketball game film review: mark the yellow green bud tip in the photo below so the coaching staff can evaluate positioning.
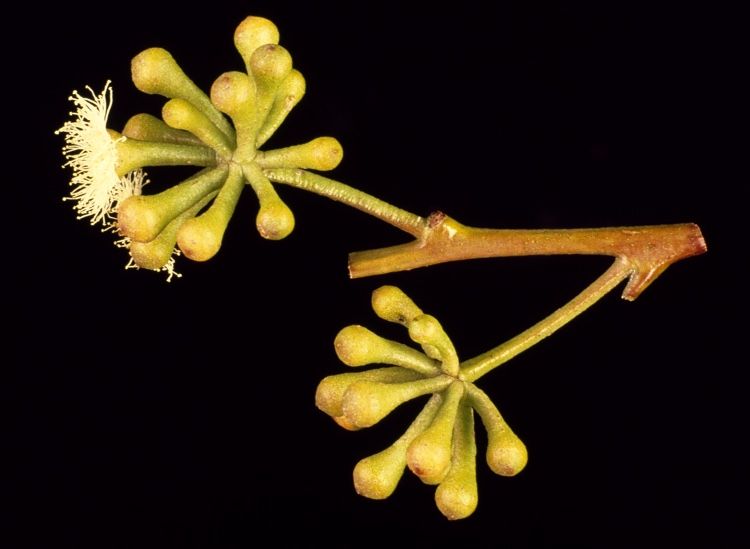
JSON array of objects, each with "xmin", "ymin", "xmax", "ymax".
[
  {"xmin": 315, "ymin": 368, "xmax": 423, "ymax": 419},
  {"xmin": 128, "ymin": 240, "xmax": 173, "ymax": 271},
  {"xmin": 406, "ymin": 434, "xmax": 452, "ymax": 485},
  {"xmin": 117, "ymin": 195, "xmax": 164, "ymax": 243},
  {"xmin": 176, "ymin": 215, "xmax": 223, "ymax": 262},
  {"xmin": 122, "ymin": 113, "xmax": 165, "ymax": 140},
  {"xmin": 334, "ymin": 325, "xmax": 389, "ymax": 367},
  {"xmin": 333, "ymin": 415, "xmax": 361, "ymax": 431},
  {"xmin": 210, "ymin": 71, "xmax": 255, "ymax": 116},
  {"xmin": 305, "ymin": 137, "xmax": 343, "ymax": 171},
  {"xmin": 315, "ymin": 375, "xmax": 348, "ymax": 418},
  {"xmin": 435, "ymin": 478, "xmax": 479, "ymax": 521},
  {"xmin": 250, "ymin": 44, "xmax": 293, "ymax": 82},
  {"xmin": 234, "ymin": 16, "xmax": 280, "ymax": 63},
  {"xmin": 371, "ymin": 286, "xmax": 423, "ymax": 325},
  {"xmin": 341, "ymin": 379, "xmax": 425, "ymax": 429},
  {"xmin": 406, "ymin": 382, "xmax": 464, "ymax": 484},
  {"xmin": 256, "ymin": 198, "xmax": 295, "ymax": 240},
  {"xmin": 122, "ymin": 113, "xmax": 201, "ymax": 145},
  {"xmin": 353, "ymin": 445, "xmax": 405, "ymax": 500},
  {"xmin": 487, "ymin": 434, "xmax": 528, "ymax": 477},
  {"xmin": 341, "ymin": 380, "xmax": 392, "ymax": 429},
  {"xmin": 435, "ymin": 404, "xmax": 478, "ymax": 520},
  {"xmin": 255, "ymin": 137, "xmax": 343, "ymax": 171},
  {"xmin": 131, "ymin": 48, "xmax": 182, "ymax": 96},
  {"xmin": 408, "ymin": 314, "xmax": 444, "ymax": 345},
  {"xmin": 161, "ymin": 98, "xmax": 201, "ymax": 130}
]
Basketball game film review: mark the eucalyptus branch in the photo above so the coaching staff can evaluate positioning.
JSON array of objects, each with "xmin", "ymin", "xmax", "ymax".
[
  {"xmin": 349, "ymin": 213, "xmax": 706, "ymax": 301},
  {"xmin": 57, "ymin": 14, "xmax": 708, "ymax": 521}
]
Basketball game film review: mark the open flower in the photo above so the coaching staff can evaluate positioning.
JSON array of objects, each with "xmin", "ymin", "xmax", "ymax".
[
  {"xmin": 56, "ymin": 81, "xmax": 130, "ymax": 227},
  {"xmin": 57, "ymin": 82, "xmax": 185, "ymax": 280}
]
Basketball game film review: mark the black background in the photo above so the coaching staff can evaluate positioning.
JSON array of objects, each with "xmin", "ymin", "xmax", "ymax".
[{"xmin": 10, "ymin": 1, "xmax": 745, "ymax": 547}]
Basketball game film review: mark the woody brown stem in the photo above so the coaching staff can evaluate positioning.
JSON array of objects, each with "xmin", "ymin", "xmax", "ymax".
[{"xmin": 349, "ymin": 213, "xmax": 706, "ymax": 301}]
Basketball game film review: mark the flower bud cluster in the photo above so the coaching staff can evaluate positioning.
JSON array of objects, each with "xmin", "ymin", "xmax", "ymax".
[
  {"xmin": 316, "ymin": 286, "xmax": 527, "ymax": 519},
  {"xmin": 59, "ymin": 16, "xmax": 343, "ymax": 278}
]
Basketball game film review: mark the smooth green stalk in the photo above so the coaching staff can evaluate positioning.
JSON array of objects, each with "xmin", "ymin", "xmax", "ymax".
[
  {"xmin": 353, "ymin": 394, "xmax": 443, "ymax": 499},
  {"xmin": 114, "ymin": 136, "xmax": 217, "ymax": 177},
  {"xmin": 131, "ymin": 47, "xmax": 235, "ymax": 139},
  {"xmin": 118, "ymin": 166, "xmax": 229, "ymax": 242},
  {"xmin": 461, "ymin": 258, "xmax": 631, "ymax": 382},
  {"xmin": 264, "ymin": 168, "xmax": 425, "ymax": 237},
  {"xmin": 162, "ymin": 98, "xmax": 234, "ymax": 158}
]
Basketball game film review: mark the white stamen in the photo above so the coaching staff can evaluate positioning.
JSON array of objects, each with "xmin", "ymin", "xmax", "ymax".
[{"xmin": 56, "ymin": 81, "xmax": 127, "ymax": 226}]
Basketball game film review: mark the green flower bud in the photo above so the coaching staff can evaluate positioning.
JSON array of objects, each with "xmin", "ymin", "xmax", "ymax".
[
  {"xmin": 240, "ymin": 161, "xmax": 295, "ymax": 240},
  {"xmin": 162, "ymin": 98, "xmax": 233, "ymax": 158},
  {"xmin": 408, "ymin": 314, "xmax": 459, "ymax": 375},
  {"xmin": 468, "ymin": 383, "xmax": 528, "ymax": 477},
  {"xmin": 131, "ymin": 48, "xmax": 233, "ymax": 138},
  {"xmin": 334, "ymin": 325, "xmax": 387, "ymax": 367},
  {"xmin": 486, "ymin": 426, "xmax": 527, "ymax": 477},
  {"xmin": 176, "ymin": 215, "xmax": 222, "ymax": 262},
  {"xmin": 210, "ymin": 71, "xmax": 257, "ymax": 157},
  {"xmin": 176, "ymin": 165, "xmax": 244, "ymax": 261},
  {"xmin": 129, "ymin": 234, "xmax": 175, "ymax": 271},
  {"xmin": 256, "ymin": 69, "xmax": 306, "ymax": 147},
  {"xmin": 333, "ymin": 415, "xmax": 362, "ymax": 431},
  {"xmin": 371, "ymin": 285, "xmax": 423, "ymax": 325},
  {"xmin": 315, "ymin": 367, "xmax": 423, "ymax": 418},
  {"xmin": 435, "ymin": 403, "xmax": 478, "ymax": 520},
  {"xmin": 117, "ymin": 195, "xmax": 165, "ymax": 243},
  {"xmin": 122, "ymin": 113, "xmax": 202, "ymax": 145},
  {"xmin": 117, "ymin": 166, "xmax": 228, "ymax": 242},
  {"xmin": 127, "ymin": 191, "xmax": 214, "ymax": 272},
  {"xmin": 342, "ymin": 376, "xmax": 451, "ymax": 429},
  {"xmin": 234, "ymin": 16, "xmax": 280, "ymax": 71},
  {"xmin": 353, "ymin": 394, "xmax": 442, "ymax": 500},
  {"xmin": 334, "ymin": 325, "xmax": 440, "ymax": 375},
  {"xmin": 255, "ymin": 197, "xmax": 295, "ymax": 240},
  {"xmin": 249, "ymin": 44, "xmax": 293, "ymax": 133},
  {"xmin": 353, "ymin": 443, "xmax": 405, "ymax": 500},
  {"xmin": 256, "ymin": 137, "xmax": 343, "ymax": 171},
  {"xmin": 250, "ymin": 44, "xmax": 293, "ymax": 88},
  {"xmin": 406, "ymin": 381, "xmax": 464, "ymax": 484},
  {"xmin": 210, "ymin": 71, "xmax": 256, "ymax": 118}
]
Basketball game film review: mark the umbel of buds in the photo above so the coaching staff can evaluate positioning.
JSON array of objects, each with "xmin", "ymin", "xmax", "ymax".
[
  {"xmin": 58, "ymin": 16, "xmax": 343, "ymax": 278},
  {"xmin": 316, "ymin": 286, "xmax": 527, "ymax": 520}
]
